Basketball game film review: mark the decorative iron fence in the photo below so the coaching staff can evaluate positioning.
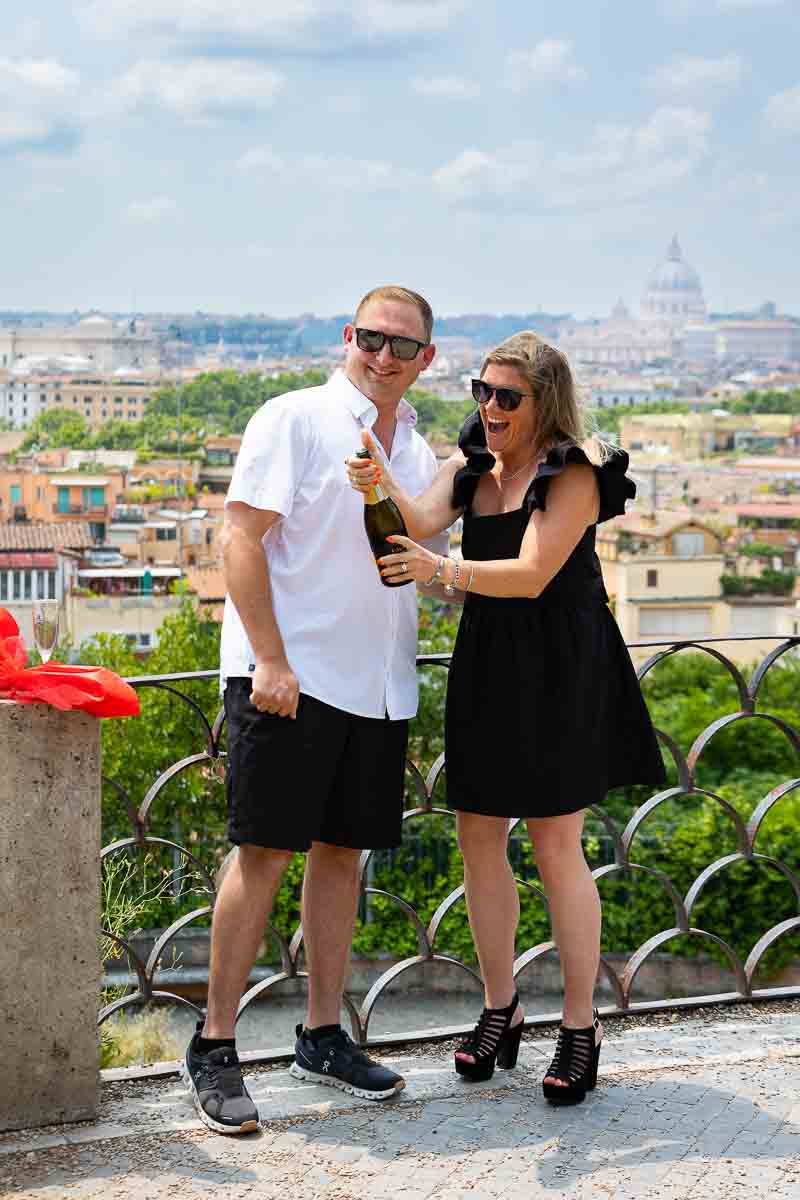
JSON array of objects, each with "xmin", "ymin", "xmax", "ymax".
[{"xmin": 99, "ymin": 636, "xmax": 800, "ymax": 1061}]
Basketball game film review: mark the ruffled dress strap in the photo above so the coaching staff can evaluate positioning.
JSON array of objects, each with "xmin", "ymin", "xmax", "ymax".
[
  {"xmin": 526, "ymin": 441, "xmax": 635, "ymax": 524},
  {"xmin": 451, "ymin": 409, "xmax": 496, "ymax": 512}
]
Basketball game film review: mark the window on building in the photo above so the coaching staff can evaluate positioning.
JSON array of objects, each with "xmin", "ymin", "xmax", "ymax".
[
  {"xmin": 156, "ymin": 527, "xmax": 177, "ymax": 541},
  {"xmin": 12, "ymin": 572, "xmax": 21, "ymax": 600},
  {"xmin": 0, "ymin": 574, "xmax": 7, "ymax": 601},
  {"xmin": 48, "ymin": 571, "xmax": 56, "ymax": 600},
  {"xmin": 124, "ymin": 632, "xmax": 153, "ymax": 649},
  {"xmin": 10, "ymin": 484, "xmax": 21, "ymax": 505},
  {"xmin": 36, "ymin": 570, "xmax": 45, "ymax": 599},
  {"xmin": 23, "ymin": 572, "xmax": 32, "ymax": 600},
  {"xmin": 639, "ymin": 609, "xmax": 711, "ymax": 637},
  {"xmin": 647, "ymin": 569, "xmax": 658, "ymax": 588},
  {"xmin": 672, "ymin": 531, "xmax": 705, "ymax": 557},
  {"xmin": 729, "ymin": 607, "xmax": 777, "ymax": 636}
]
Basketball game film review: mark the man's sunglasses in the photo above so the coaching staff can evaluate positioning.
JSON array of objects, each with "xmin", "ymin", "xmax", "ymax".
[
  {"xmin": 471, "ymin": 378, "xmax": 534, "ymax": 411},
  {"xmin": 355, "ymin": 327, "xmax": 428, "ymax": 362}
]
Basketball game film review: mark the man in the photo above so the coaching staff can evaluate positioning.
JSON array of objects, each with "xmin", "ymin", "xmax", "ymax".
[{"xmin": 183, "ymin": 286, "xmax": 449, "ymax": 1133}]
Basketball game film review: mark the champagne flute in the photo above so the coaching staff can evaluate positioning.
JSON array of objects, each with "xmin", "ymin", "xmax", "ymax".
[{"xmin": 32, "ymin": 602, "xmax": 60, "ymax": 664}]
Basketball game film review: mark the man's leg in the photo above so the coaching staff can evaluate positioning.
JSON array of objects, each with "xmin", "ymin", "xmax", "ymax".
[
  {"xmin": 301, "ymin": 841, "xmax": 362, "ymax": 1029},
  {"xmin": 183, "ymin": 844, "xmax": 292, "ymax": 1135},
  {"xmin": 204, "ymin": 844, "xmax": 293, "ymax": 1038},
  {"xmin": 289, "ymin": 707, "xmax": 408, "ymax": 1101}
]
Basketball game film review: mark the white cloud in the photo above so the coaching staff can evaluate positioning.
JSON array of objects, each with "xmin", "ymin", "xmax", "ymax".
[
  {"xmin": 235, "ymin": 146, "xmax": 416, "ymax": 192},
  {"xmin": 113, "ymin": 58, "xmax": 285, "ymax": 121},
  {"xmin": 235, "ymin": 147, "xmax": 286, "ymax": 173},
  {"xmin": 649, "ymin": 53, "xmax": 744, "ymax": 98},
  {"xmin": 433, "ymin": 147, "xmax": 536, "ymax": 199},
  {"xmin": 434, "ymin": 106, "xmax": 711, "ymax": 211},
  {"xmin": 125, "ymin": 196, "xmax": 176, "ymax": 223},
  {"xmin": 79, "ymin": 0, "xmax": 464, "ymax": 52},
  {"xmin": 411, "ymin": 76, "xmax": 478, "ymax": 99},
  {"xmin": 0, "ymin": 56, "xmax": 80, "ymax": 149},
  {"xmin": 507, "ymin": 40, "xmax": 586, "ymax": 93},
  {"xmin": 764, "ymin": 83, "xmax": 800, "ymax": 135}
]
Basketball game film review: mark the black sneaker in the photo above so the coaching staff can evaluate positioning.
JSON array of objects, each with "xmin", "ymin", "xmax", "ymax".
[
  {"xmin": 182, "ymin": 1028, "xmax": 260, "ymax": 1134},
  {"xmin": 289, "ymin": 1024, "xmax": 405, "ymax": 1100}
]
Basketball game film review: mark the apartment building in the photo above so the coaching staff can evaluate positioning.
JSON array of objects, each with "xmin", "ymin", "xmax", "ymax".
[
  {"xmin": 0, "ymin": 522, "xmax": 94, "ymax": 644},
  {"xmin": 620, "ymin": 413, "xmax": 794, "ymax": 458},
  {"xmin": 198, "ymin": 436, "xmax": 241, "ymax": 494},
  {"xmin": 598, "ymin": 512, "xmax": 795, "ymax": 665},
  {"xmin": 0, "ymin": 469, "xmax": 126, "ymax": 541},
  {"xmin": 106, "ymin": 505, "xmax": 219, "ymax": 569},
  {"xmin": 0, "ymin": 371, "xmax": 158, "ymax": 429}
]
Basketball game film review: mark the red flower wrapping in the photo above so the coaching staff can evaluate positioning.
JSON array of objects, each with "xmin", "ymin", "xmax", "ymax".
[{"xmin": 0, "ymin": 608, "xmax": 140, "ymax": 718}]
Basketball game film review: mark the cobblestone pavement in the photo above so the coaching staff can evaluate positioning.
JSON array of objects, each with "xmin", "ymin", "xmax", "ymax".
[{"xmin": 1, "ymin": 1005, "xmax": 799, "ymax": 1199}]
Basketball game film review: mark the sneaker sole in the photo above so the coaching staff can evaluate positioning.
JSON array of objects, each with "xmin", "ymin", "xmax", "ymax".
[
  {"xmin": 289, "ymin": 1062, "xmax": 405, "ymax": 1100},
  {"xmin": 181, "ymin": 1063, "xmax": 260, "ymax": 1135}
]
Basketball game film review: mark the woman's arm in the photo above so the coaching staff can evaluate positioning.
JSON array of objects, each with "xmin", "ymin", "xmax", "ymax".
[
  {"xmin": 379, "ymin": 464, "xmax": 599, "ymax": 598},
  {"xmin": 347, "ymin": 429, "xmax": 464, "ymax": 540}
]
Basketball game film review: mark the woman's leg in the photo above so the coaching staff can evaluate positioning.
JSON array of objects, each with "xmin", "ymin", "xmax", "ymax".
[
  {"xmin": 526, "ymin": 810, "xmax": 603, "ymax": 1086},
  {"xmin": 455, "ymin": 811, "xmax": 523, "ymax": 1063}
]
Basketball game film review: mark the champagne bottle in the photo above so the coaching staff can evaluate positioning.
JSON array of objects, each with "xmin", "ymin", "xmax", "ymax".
[{"xmin": 356, "ymin": 448, "xmax": 414, "ymax": 588}]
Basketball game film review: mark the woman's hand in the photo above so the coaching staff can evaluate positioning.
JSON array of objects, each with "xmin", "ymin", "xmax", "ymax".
[
  {"xmin": 345, "ymin": 429, "xmax": 397, "ymax": 496},
  {"xmin": 379, "ymin": 535, "xmax": 443, "ymax": 585}
]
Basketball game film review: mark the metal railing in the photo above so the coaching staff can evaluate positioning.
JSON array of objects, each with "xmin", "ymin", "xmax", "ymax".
[{"xmin": 99, "ymin": 635, "xmax": 800, "ymax": 1062}]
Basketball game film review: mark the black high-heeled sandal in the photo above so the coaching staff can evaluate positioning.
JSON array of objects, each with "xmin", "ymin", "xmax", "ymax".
[
  {"xmin": 542, "ymin": 1009, "xmax": 602, "ymax": 1106},
  {"xmin": 454, "ymin": 993, "xmax": 523, "ymax": 1083}
]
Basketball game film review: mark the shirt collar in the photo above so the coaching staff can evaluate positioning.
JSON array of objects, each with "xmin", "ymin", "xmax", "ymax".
[{"xmin": 330, "ymin": 368, "xmax": 418, "ymax": 430}]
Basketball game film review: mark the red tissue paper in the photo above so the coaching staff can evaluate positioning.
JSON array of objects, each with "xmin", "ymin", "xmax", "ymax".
[{"xmin": 0, "ymin": 608, "xmax": 140, "ymax": 718}]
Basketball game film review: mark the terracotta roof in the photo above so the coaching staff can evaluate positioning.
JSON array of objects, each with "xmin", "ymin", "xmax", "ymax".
[
  {"xmin": 204, "ymin": 436, "xmax": 242, "ymax": 451},
  {"xmin": 600, "ymin": 509, "xmax": 706, "ymax": 540},
  {"xmin": 0, "ymin": 521, "xmax": 95, "ymax": 551},
  {"xmin": 185, "ymin": 565, "xmax": 226, "ymax": 602}
]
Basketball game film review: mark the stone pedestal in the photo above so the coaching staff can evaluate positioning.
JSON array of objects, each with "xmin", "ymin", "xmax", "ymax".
[{"xmin": 0, "ymin": 701, "xmax": 102, "ymax": 1132}]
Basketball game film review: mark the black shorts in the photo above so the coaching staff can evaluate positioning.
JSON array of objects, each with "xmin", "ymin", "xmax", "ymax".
[{"xmin": 224, "ymin": 678, "xmax": 409, "ymax": 853}]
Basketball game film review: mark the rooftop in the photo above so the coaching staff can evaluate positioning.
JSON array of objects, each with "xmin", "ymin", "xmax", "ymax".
[
  {"xmin": 600, "ymin": 509, "xmax": 709, "ymax": 540},
  {"xmin": 0, "ymin": 521, "xmax": 95, "ymax": 551}
]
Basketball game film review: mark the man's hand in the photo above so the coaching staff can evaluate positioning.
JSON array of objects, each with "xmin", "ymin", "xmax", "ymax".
[{"xmin": 251, "ymin": 658, "xmax": 300, "ymax": 719}]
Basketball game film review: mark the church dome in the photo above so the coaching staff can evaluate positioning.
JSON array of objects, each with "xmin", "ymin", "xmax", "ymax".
[{"xmin": 641, "ymin": 236, "xmax": 706, "ymax": 324}]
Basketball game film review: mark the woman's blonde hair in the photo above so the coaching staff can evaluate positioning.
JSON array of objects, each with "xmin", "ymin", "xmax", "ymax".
[{"xmin": 481, "ymin": 331, "xmax": 608, "ymax": 463}]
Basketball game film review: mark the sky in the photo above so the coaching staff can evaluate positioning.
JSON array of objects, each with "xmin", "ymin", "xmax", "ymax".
[{"xmin": 1, "ymin": 0, "xmax": 798, "ymax": 320}]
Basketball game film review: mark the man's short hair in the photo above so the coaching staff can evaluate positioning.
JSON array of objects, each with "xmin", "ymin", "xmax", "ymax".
[{"xmin": 354, "ymin": 286, "xmax": 434, "ymax": 343}]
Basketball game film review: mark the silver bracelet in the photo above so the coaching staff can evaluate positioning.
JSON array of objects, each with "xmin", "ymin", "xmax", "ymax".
[
  {"xmin": 465, "ymin": 564, "xmax": 475, "ymax": 592},
  {"xmin": 443, "ymin": 559, "xmax": 459, "ymax": 597},
  {"xmin": 423, "ymin": 556, "xmax": 446, "ymax": 588}
]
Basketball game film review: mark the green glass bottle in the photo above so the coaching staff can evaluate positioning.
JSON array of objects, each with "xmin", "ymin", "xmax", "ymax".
[{"xmin": 356, "ymin": 448, "xmax": 414, "ymax": 587}]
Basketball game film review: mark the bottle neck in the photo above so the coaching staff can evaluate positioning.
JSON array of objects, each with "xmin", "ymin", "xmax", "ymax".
[{"xmin": 364, "ymin": 483, "xmax": 387, "ymax": 505}]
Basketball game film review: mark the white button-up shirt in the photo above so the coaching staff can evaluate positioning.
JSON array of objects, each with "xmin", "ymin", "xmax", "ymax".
[{"xmin": 220, "ymin": 369, "xmax": 449, "ymax": 719}]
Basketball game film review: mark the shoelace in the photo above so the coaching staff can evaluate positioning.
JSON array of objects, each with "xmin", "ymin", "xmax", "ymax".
[{"xmin": 199, "ymin": 1057, "xmax": 245, "ymax": 1096}]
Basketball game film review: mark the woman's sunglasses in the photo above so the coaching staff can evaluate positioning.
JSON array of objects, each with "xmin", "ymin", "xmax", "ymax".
[
  {"xmin": 471, "ymin": 378, "xmax": 534, "ymax": 412},
  {"xmin": 355, "ymin": 327, "xmax": 428, "ymax": 362}
]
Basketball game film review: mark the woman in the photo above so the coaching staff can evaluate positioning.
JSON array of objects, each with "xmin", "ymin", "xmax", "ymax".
[{"xmin": 347, "ymin": 332, "xmax": 665, "ymax": 1105}]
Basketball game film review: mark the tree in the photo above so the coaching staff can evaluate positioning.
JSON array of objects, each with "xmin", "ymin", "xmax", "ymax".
[{"xmin": 21, "ymin": 408, "xmax": 92, "ymax": 450}]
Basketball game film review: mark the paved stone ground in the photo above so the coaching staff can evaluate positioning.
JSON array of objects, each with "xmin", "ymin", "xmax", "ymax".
[{"xmin": 1, "ymin": 1003, "xmax": 799, "ymax": 1199}]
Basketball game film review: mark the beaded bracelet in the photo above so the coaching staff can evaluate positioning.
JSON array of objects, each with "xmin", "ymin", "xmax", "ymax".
[{"xmin": 423, "ymin": 556, "xmax": 446, "ymax": 588}]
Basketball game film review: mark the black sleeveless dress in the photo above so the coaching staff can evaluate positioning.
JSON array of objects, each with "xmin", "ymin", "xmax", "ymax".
[{"xmin": 444, "ymin": 412, "xmax": 666, "ymax": 818}]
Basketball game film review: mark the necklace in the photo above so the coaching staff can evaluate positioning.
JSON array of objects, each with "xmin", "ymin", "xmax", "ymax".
[{"xmin": 499, "ymin": 453, "xmax": 540, "ymax": 483}]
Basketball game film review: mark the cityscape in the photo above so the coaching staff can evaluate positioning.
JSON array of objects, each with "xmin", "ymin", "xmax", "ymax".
[{"xmin": 1, "ymin": 234, "xmax": 799, "ymax": 664}]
